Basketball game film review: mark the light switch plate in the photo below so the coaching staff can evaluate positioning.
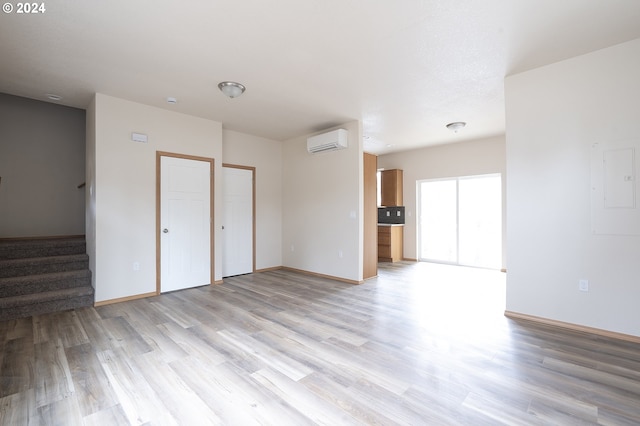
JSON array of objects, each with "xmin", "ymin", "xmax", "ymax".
[{"xmin": 579, "ymin": 279, "xmax": 589, "ymax": 292}]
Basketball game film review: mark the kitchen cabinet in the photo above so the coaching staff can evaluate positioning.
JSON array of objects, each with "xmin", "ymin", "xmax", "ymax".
[
  {"xmin": 378, "ymin": 225, "xmax": 403, "ymax": 262},
  {"xmin": 380, "ymin": 169, "xmax": 403, "ymax": 206}
]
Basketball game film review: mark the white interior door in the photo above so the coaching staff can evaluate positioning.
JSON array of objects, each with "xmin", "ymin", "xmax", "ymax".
[
  {"xmin": 160, "ymin": 156, "xmax": 211, "ymax": 292},
  {"xmin": 222, "ymin": 166, "xmax": 253, "ymax": 277}
]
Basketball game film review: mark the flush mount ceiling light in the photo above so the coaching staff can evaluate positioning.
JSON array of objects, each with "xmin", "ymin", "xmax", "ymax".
[
  {"xmin": 46, "ymin": 94, "xmax": 63, "ymax": 101},
  {"xmin": 446, "ymin": 122, "xmax": 466, "ymax": 133},
  {"xmin": 166, "ymin": 97, "xmax": 178, "ymax": 104},
  {"xmin": 218, "ymin": 81, "xmax": 246, "ymax": 98}
]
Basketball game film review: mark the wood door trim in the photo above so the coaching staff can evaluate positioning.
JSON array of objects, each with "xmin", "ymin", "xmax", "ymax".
[
  {"xmin": 156, "ymin": 151, "xmax": 215, "ymax": 294},
  {"xmin": 363, "ymin": 153, "xmax": 378, "ymax": 279},
  {"xmin": 222, "ymin": 163, "xmax": 256, "ymax": 273}
]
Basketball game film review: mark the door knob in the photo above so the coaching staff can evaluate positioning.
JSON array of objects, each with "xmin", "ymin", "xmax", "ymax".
[{"xmin": 163, "ymin": 228, "xmax": 169, "ymax": 233}]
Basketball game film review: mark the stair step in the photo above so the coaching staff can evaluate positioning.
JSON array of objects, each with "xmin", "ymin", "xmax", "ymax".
[
  {"xmin": 0, "ymin": 254, "xmax": 89, "ymax": 278},
  {"xmin": 0, "ymin": 286, "xmax": 94, "ymax": 321},
  {"xmin": 0, "ymin": 237, "xmax": 86, "ymax": 260},
  {"xmin": 0, "ymin": 269, "xmax": 91, "ymax": 298},
  {"xmin": 0, "ymin": 236, "xmax": 94, "ymax": 321},
  {"xmin": 0, "ymin": 285, "xmax": 94, "ymax": 308}
]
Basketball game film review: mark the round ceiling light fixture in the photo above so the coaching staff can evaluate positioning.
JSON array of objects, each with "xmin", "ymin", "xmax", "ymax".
[
  {"xmin": 46, "ymin": 94, "xmax": 63, "ymax": 101},
  {"xmin": 446, "ymin": 121, "xmax": 466, "ymax": 133},
  {"xmin": 218, "ymin": 81, "xmax": 246, "ymax": 98}
]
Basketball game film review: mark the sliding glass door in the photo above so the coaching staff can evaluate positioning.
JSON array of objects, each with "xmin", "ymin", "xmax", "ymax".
[
  {"xmin": 418, "ymin": 174, "xmax": 501, "ymax": 269},
  {"xmin": 419, "ymin": 179, "xmax": 457, "ymax": 263}
]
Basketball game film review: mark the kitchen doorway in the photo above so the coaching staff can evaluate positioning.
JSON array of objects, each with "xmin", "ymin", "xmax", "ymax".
[{"xmin": 418, "ymin": 174, "xmax": 502, "ymax": 269}]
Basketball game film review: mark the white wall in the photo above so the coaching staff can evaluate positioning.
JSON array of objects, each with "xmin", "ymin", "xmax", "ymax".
[
  {"xmin": 90, "ymin": 94, "xmax": 222, "ymax": 303},
  {"xmin": 282, "ymin": 121, "xmax": 363, "ymax": 282},
  {"xmin": 0, "ymin": 93, "xmax": 86, "ymax": 237},
  {"xmin": 222, "ymin": 129, "xmax": 283, "ymax": 271},
  {"xmin": 378, "ymin": 136, "xmax": 506, "ymax": 265},
  {"xmin": 505, "ymin": 38, "xmax": 640, "ymax": 337}
]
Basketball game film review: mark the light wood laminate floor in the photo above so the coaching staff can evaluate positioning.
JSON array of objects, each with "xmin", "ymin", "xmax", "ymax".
[{"xmin": 1, "ymin": 262, "xmax": 639, "ymax": 425}]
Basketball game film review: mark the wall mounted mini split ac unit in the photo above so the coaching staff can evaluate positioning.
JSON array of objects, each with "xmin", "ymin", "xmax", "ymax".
[{"xmin": 307, "ymin": 129, "xmax": 348, "ymax": 154}]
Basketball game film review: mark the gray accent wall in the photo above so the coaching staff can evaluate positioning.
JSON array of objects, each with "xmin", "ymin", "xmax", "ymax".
[{"xmin": 0, "ymin": 93, "xmax": 86, "ymax": 237}]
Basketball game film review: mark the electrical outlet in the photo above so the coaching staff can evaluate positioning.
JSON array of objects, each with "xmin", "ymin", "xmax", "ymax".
[
  {"xmin": 291, "ymin": 244, "xmax": 295, "ymax": 252},
  {"xmin": 579, "ymin": 279, "xmax": 589, "ymax": 292},
  {"xmin": 338, "ymin": 250, "xmax": 343, "ymax": 258},
  {"xmin": 133, "ymin": 261, "xmax": 140, "ymax": 271}
]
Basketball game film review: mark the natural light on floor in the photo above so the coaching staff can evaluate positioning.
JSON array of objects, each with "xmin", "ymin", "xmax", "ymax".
[{"xmin": 382, "ymin": 261, "xmax": 507, "ymax": 342}]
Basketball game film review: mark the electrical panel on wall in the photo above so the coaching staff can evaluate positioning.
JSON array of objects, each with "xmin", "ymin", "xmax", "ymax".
[{"xmin": 591, "ymin": 140, "xmax": 640, "ymax": 235}]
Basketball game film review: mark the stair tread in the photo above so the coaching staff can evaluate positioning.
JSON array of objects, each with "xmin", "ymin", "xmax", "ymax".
[
  {"xmin": 0, "ymin": 253, "xmax": 89, "ymax": 265},
  {"xmin": 0, "ymin": 238, "xmax": 86, "ymax": 260},
  {"xmin": 0, "ymin": 269, "xmax": 90, "ymax": 283},
  {"xmin": 0, "ymin": 285, "xmax": 94, "ymax": 307},
  {"xmin": 0, "ymin": 254, "xmax": 90, "ymax": 279},
  {"xmin": 0, "ymin": 237, "xmax": 85, "ymax": 246}
]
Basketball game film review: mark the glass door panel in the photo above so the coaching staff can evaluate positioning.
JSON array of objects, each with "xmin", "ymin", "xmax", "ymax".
[
  {"xmin": 419, "ymin": 179, "xmax": 457, "ymax": 263},
  {"xmin": 458, "ymin": 175, "xmax": 502, "ymax": 269}
]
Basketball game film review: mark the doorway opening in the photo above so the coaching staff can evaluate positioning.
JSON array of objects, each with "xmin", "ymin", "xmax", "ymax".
[{"xmin": 417, "ymin": 174, "xmax": 502, "ymax": 269}]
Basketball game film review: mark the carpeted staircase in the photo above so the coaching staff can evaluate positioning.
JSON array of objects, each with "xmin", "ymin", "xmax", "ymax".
[{"xmin": 0, "ymin": 237, "xmax": 94, "ymax": 321}]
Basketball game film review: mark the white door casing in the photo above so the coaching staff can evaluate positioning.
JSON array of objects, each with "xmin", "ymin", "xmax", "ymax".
[{"xmin": 159, "ymin": 155, "xmax": 212, "ymax": 292}]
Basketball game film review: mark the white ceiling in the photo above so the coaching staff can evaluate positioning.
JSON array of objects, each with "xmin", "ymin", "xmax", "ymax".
[{"xmin": 2, "ymin": 1, "xmax": 640, "ymax": 154}]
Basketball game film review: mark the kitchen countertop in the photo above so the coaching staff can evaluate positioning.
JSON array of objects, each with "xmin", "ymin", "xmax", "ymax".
[{"xmin": 377, "ymin": 223, "xmax": 405, "ymax": 227}]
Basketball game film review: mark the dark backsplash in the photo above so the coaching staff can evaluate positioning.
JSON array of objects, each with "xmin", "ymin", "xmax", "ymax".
[{"xmin": 378, "ymin": 206, "xmax": 405, "ymax": 224}]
